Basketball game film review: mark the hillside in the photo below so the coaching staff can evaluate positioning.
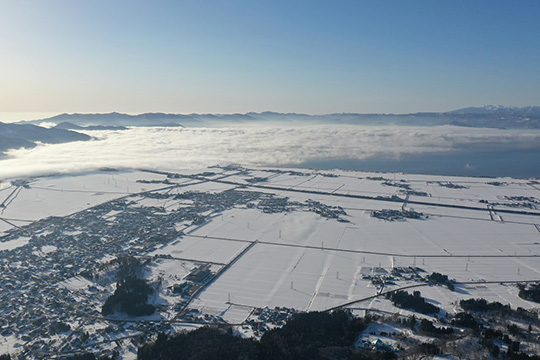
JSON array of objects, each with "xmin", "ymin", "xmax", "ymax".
[{"xmin": 0, "ymin": 122, "xmax": 91, "ymax": 154}]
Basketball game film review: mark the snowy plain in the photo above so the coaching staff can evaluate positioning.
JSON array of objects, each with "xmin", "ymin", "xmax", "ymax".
[{"xmin": 1, "ymin": 166, "xmax": 539, "ymax": 357}]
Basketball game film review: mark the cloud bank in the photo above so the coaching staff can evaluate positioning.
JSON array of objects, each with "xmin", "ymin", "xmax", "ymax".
[{"xmin": 1, "ymin": 125, "xmax": 539, "ymax": 179}]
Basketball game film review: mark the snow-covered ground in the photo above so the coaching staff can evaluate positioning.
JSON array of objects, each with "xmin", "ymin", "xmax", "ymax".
[
  {"xmin": 0, "ymin": 166, "xmax": 539, "ymax": 358},
  {"xmin": 0, "ymin": 171, "xmax": 171, "ymax": 222}
]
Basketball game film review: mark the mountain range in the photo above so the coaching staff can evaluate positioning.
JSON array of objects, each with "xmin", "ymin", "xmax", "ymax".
[
  {"xmin": 20, "ymin": 105, "xmax": 540, "ymax": 129},
  {"xmin": 2, "ymin": 106, "xmax": 539, "ymax": 156}
]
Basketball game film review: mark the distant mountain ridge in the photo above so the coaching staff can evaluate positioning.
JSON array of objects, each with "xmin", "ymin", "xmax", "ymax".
[
  {"xmin": 448, "ymin": 105, "xmax": 540, "ymax": 116},
  {"xmin": 53, "ymin": 122, "xmax": 128, "ymax": 131},
  {"xmin": 22, "ymin": 105, "xmax": 540, "ymax": 129},
  {"xmin": 0, "ymin": 122, "xmax": 91, "ymax": 155},
  {"xmin": 2, "ymin": 105, "xmax": 538, "ymax": 158}
]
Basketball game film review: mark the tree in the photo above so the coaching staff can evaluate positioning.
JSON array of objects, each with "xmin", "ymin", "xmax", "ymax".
[
  {"xmin": 386, "ymin": 291, "xmax": 439, "ymax": 314},
  {"xmin": 102, "ymin": 276, "xmax": 155, "ymax": 316}
]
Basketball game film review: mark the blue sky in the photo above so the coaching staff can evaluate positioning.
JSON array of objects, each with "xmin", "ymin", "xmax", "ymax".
[{"xmin": 1, "ymin": 0, "xmax": 539, "ymax": 116}]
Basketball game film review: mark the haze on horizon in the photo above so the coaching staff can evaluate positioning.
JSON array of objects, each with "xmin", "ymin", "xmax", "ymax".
[{"xmin": 1, "ymin": 0, "xmax": 540, "ymax": 119}]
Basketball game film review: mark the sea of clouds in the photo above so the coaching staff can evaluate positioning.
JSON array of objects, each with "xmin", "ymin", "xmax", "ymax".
[{"xmin": 1, "ymin": 125, "xmax": 540, "ymax": 179}]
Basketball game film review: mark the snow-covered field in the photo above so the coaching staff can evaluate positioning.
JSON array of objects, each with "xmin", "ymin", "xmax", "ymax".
[
  {"xmin": 0, "ymin": 166, "xmax": 539, "ymax": 357},
  {"xmin": 0, "ymin": 171, "xmax": 170, "ymax": 224}
]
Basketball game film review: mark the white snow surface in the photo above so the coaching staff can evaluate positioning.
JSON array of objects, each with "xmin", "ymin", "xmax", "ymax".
[{"xmin": 1, "ymin": 166, "xmax": 539, "ymax": 357}]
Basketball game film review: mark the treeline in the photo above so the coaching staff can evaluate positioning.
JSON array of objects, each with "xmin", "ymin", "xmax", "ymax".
[
  {"xmin": 427, "ymin": 272, "xmax": 455, "ymax": 291},
  {"xmin": 458, "ymin": 298, "xmax": 535, "ymax": 321},
  {"xmin": 454, "ymin": 298, "xmax": 540, "ymax": 359},
  {"xmin": 138, "ymin": 327, "xmax": 259, "ymax": 360},
  {"xmin": 82, "ymin": 255, "xmax": 146, "ymax": 281},
  {"xmin": 54, "ymin": 296, "xmax": 540, "ymax": 360},
  {"xmin": 419, "ymin": 319, "xmax": 452, "ymax": 336},
  {"xmin": 137, "ymin": 311, "xmax": 380, "ymax": 360},
  {"xmin": 452, "ymin": 312, "xmax": 480, "ymax": 330},
  {"xmin": 460, "ymin": 298, "xmax": 511, "ymax": 313},
  {"xmin": 102, "ymin": 277, "xmax": 155, "ymax": 317},
  {"xmin": 518, "ymin": 283, "xmax": 540, "ymax": 303},
  {"xmin": 385, "ymin": 290, "xmax": 439, "ymax": 314}
]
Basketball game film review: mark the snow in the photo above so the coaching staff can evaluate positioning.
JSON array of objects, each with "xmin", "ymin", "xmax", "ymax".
[
  {"xmin": 40, "ymin": 245, "xmax": 57, "ymax": 253},
  {"xmin": 0, "ymin": 220, "xmax": 14, "ymax": 236},
  {"xmin": 192, "ymin": 243, "xmax": 381, "ymax": 313},
  {"xmin": 149, "ymin": 257, "xmax": 193, "ymax": 276},
  {"xmin": 0, "ymin": 170, "xmax": 169, "ymax": 222},
  {"xmin": 1, "ymin": 167, "xmax": 539, "ymax": 357},
  {"xmin": 167, "ymin": 169, "xmax": 540, "ymax": 322},
  {"xmin": 151, "ymin": 235, "xmax": 249, "ymax": 264},
  {"xmin": 356, "ymin": 320, "xmax": 448, "ymax": 356},
  {"xmin": 220, "ymin": 304, "xmax": 254, "ymax": 324},
  {"xmin": 59, "ymin": 275, "xmax": 95, "ymax": 291},
  {"xmin": 0, "ymin": 335, "xmax": 19, "ymax": 356},
  {"xmin": 0, "ymin": 236, "xmax": 30, "ymax": 251}
]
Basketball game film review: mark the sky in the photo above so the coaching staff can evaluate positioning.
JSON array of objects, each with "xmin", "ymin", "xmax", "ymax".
[{"xmin": 1, "ymin": 0, "xmax": 539, "ymax": 118}]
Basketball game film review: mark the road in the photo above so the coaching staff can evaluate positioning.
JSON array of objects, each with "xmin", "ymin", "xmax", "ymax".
[
  {"xmin": 173, "ymin": 239, "xmax": 259, "ymax": 320},
  {"xmin": 187, "ymin": 234, "xmax": 540, "ymax": 259},
  {"xmin": 179, "ymin": 174, "xmax": 540, "ymax": 217},
  {"xmin": 323, "ymin": 278, "xmax": 540, "ymax": 313}
]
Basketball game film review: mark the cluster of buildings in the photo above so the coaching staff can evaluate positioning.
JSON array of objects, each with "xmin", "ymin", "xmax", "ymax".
[
  {"xmin": 0, "ymin": 193, "xmax": 186, "ymax": 357},
  {"xmin": 371, "ymin": 209, "xmax": 424, "ymax": 221},
  {"xmin": 437, "ymin": 182, "xmax": 468, "ymax": 189},
  {"xmin": 243, "ymin": 307, "xmax": 298, "ymax": 337},
  {"xmin": 305, "ymin": 199, "xmax": 349, "ymax": 222},
  {"xmin": 0, "ymin": 186, "xmax": 261, "ymax": 357}
]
